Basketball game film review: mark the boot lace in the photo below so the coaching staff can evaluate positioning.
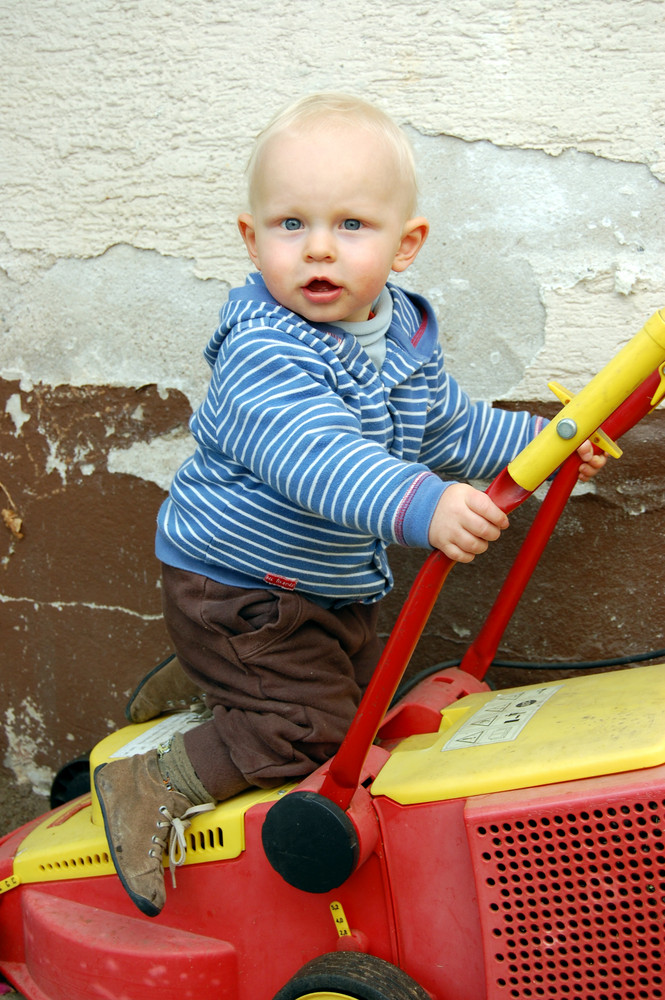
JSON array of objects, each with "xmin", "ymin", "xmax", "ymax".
[{"xmin": 150, "ymin": 802, "xmax": 215, "ymax": 887}]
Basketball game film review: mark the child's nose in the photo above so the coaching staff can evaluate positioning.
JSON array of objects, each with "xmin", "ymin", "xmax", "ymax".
[{"xmin": 304, "ymin": 228, "xmax": 336, "ymax": 261}]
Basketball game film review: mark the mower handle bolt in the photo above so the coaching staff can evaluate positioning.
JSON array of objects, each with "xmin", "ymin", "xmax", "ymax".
[{"xmin": 556, "ymin": 417, "xmax": 578, "ymax": 440}]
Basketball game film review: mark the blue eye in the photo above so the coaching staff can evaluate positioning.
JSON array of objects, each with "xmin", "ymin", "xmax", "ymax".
[
  {"xmin": 282, "ymin": 218, "xmax": 302, "ymax": 231},
  {"xmin": 342, "ymin": 219, "xmax": 361, "ymax": 231}
]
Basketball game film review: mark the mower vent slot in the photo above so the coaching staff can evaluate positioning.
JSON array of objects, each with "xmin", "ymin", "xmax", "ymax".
[
  {"xmin": 469, "ymin": 787, "xmax": 665, "ymax": 1000},
  {"xmin": 187, "ymin": 825, "xmax": 224, "ymax": 853},
  {"xmin": 38, "ymin": 852, "xmax": 111, "ymax": 873}
]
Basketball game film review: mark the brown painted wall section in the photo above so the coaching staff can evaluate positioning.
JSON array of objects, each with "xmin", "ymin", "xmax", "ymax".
[{"xmin": 1, "ymin": 379, "xmax": 663, "ymax": 792}]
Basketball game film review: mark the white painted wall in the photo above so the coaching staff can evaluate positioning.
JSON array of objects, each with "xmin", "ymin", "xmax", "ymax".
[{"xmin": 2, "ymin": 0, "xmax": 664, "ymax": 421}]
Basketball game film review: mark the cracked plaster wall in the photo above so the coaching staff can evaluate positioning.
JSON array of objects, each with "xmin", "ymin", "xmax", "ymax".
[{"xmin": 1, "ymin": 0, "xmax": 664, "ymax": 798}]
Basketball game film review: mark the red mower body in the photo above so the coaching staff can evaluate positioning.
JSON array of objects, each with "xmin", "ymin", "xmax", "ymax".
[{"xmin": 2, "ymin": 662, "xmax": 665, "ymax": 1000}]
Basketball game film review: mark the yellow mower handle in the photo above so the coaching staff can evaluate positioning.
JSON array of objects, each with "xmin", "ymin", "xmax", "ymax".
[{"xmin": 508, "ymin": 308, "xmax": 665, "ymax": 492}]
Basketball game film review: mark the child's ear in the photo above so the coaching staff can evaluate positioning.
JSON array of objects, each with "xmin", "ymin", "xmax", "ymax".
[
  {"xmin": 238, "ymin": 213, "xmax": 260, "ymax": 268},
  {"xmin": 392, "ymin": 217, "xmax": 429, "ymax": 273}
]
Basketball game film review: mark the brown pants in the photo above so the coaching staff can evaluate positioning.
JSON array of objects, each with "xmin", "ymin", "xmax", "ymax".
[{"xmin": 161, "ymin": 565, "xmax": 382, "ymax": 801}]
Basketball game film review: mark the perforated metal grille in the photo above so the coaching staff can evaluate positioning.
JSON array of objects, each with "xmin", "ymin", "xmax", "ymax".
[{"xmin": 469, "ymin": 786, "xmax": 665, "ymax": 1000}]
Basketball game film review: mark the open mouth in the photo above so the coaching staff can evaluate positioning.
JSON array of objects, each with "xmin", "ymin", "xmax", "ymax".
[
  {"xmin": 302, "ymin": 279, "xmax": 343, "ymax": 305},
  {"xmin": 307, "ymin": 279, "xmax": 338, "ymax": 292}
]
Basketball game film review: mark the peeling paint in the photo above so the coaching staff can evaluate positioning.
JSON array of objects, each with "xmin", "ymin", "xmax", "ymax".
[
  {"xmin": 4, "ymin": 703, "xmax": 54, "ymax": 796},
  {"xmin": 107, "ymin": 429, "xmax": 194, "ymax": 492},
  {"xmin": 5, "ymin": 393, "xmax": 31, "ymax": 435},
  {"xmin": 43, "ymin": 435, "xmax": 73, "ymax": 483},
  {"xmin": 614, "ymin": 259, "xmax": 643, "ymax": 296},
  {"xmin": 1, "ymin": 245, "xmax": 225, "ymax": 410}
]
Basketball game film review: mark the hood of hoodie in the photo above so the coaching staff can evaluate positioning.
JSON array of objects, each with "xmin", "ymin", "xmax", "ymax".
[{"xmin": 203, "ymin": 273, "xmax": 439, "ymax": 373}]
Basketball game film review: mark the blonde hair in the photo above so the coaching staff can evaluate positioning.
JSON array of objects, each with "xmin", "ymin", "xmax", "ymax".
[{"xmin": 246, "ymin": 92, "xmax": 419, "ymax": 217}]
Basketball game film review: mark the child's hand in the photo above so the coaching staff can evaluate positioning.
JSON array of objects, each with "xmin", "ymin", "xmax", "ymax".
[
  {"xmin": 576, "ymin": 440, "xmax": 608, "ymax": 482},
  {"xmin": 428, "ymin": 483, "xmax": 509, "ymax": 563}
]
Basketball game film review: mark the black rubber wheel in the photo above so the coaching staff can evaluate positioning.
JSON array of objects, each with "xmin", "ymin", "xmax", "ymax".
[
  {"xmin": 50, "ymin": 753, "xmax": 91, "ymax": 808},
  {"xmin": 272, "ymin": 951, "xmax": 431, "ymax": 1000}
]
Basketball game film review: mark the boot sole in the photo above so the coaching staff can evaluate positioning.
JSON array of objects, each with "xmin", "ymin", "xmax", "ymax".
[{"xmin": 93, "ymin": 763, "xmax": 162, "ymax": 918}]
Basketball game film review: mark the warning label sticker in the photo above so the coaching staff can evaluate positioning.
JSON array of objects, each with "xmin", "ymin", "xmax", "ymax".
[
  {"xmin": 110, "ymin": 712, "xmax": 204, "ymax": 759},
  {"xmin": 441, "ymin": 685, "xmax": 562, "ymax": 751}
]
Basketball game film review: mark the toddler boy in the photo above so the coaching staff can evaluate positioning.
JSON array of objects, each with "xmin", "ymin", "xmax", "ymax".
[{"xmin": 95, "ymin": 92, "xmax": 605, "ymax": 916}]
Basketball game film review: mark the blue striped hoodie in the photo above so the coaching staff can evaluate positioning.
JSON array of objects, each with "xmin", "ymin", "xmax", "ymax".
[{"xmin": 156, "ymin": 274, "xmax": 542, "ymax": 605}]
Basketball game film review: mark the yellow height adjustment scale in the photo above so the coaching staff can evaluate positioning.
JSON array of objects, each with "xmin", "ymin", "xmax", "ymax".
[
  {"xmin": 508, "ymin": 308, "xmax": 665, "ymax": 492},
  {"xmin": 330, "ymin": 900, "xmax": 352, "ymax": 938}
]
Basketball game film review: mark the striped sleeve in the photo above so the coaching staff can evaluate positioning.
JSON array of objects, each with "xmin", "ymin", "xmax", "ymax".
[{"xmin": 418, "ymin": 345, "xmax": 542, "ymax": 480}]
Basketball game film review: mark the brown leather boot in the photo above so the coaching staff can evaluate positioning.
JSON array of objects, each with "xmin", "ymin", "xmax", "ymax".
[
  {"xmin": 94, "ymin": 750, "xmax": 213, "ymax": 916},
  {"xmin": 125, "ymin": 654, "xmax": 205, "ymax": 723}
]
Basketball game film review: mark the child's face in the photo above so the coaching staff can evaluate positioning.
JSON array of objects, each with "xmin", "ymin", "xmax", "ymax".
[{"xmin": 238, "ymin": 123, "xmax": 428, "ymax": 324}]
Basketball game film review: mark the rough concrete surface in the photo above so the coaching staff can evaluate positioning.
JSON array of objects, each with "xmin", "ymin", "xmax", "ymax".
[{"xmin": 0, "ymin": 764, "xmax": 46, "ymax": 839}]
